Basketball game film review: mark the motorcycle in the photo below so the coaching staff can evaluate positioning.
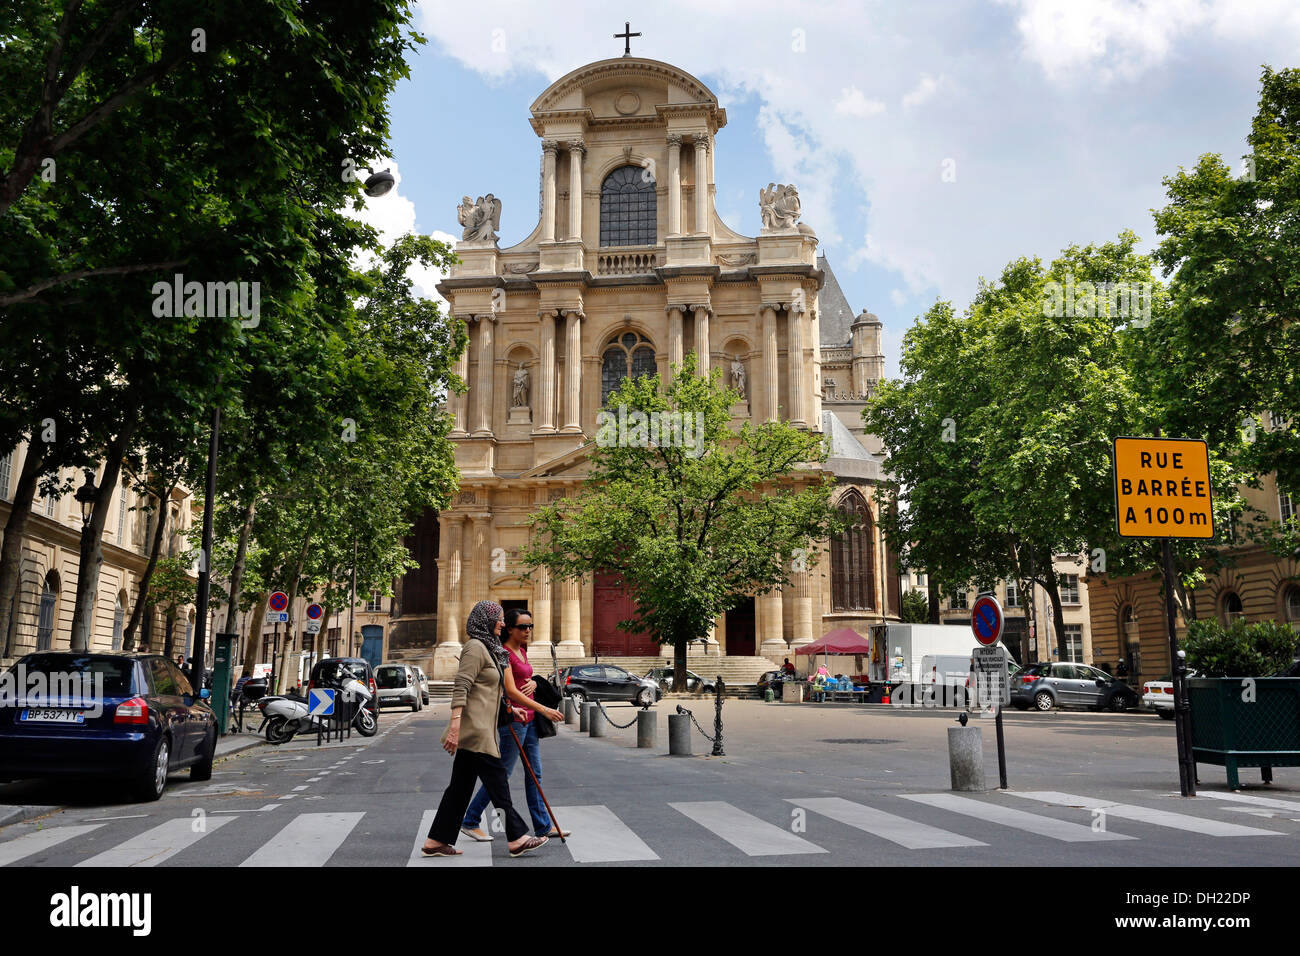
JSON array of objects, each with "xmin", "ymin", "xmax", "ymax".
[{"xmin": 257, "ymin": 673, "xmax": 377, "ymax": 744}]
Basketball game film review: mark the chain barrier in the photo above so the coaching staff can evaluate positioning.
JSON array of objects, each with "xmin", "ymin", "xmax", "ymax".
[
  {"xmin": 676, "ymin": 675, "xmax": 726, "ymax": 756},
  {"xmin": 675, "ymin": 705, "xmax": 716, "ymax": 742},
  {"xmin": 593, "ymin": 699, "xmax": 644, "ymax": 729}
]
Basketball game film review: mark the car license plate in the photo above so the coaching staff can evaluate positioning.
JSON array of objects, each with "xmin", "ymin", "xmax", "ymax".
[{"xmin": 19, "ymin": 709, "xmax": 85, "ymax": 724}]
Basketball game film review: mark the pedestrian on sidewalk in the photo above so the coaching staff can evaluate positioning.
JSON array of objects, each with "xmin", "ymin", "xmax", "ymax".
[
  {"xmin": 421, "ymin": 601, "xmax": 550, "ymax": 859},
  {"xmin": 459, "ymin": 607, "xmax": 568, "ymax": 843}
]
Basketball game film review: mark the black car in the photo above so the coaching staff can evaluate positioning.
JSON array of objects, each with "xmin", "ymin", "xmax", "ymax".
[
  {"xmin": 308, "ymin": 657, "xmax": 379, "ymax": 719},
  {"xmin": 1010, "ymin": 662, "xmax": 1140, "ymax": 712},
  {"xmin": 560, "ymin": 664, "xmax": 660, "ymax": 707},
  {"xmin": 0, "ymin": 652, "xmax": 218, "ymax": 801}
]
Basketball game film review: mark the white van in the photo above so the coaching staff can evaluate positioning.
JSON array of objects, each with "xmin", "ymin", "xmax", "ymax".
[{"xmin": 918, "ymin": 653, "xmax": 972, "ymax": 707}]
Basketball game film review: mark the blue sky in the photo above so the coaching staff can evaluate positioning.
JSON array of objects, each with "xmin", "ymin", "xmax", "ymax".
[{"xmin": 355, "ymin": 0, "xmax": 1300, "ymax": 376}]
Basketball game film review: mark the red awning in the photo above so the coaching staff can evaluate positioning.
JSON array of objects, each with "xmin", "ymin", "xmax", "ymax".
[{"xmin": 795, "ymin": 628, "xmax": 870, "ymax": 655}]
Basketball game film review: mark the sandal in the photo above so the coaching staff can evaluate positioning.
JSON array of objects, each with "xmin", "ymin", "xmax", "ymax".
[
  {"xmin": 542, "ymin": 827, "xmax": 571, "ymax": 838},
  {"xmin": 508, "ymin": 835, "xmax": 548, "ymax": 858},
  {"xmin": 420, "ymin": 843, "xmax": 463, "ymax": 857},
  {"xmin": 460, "ymin": 827, "xmax": 493, "ymax": 842}
]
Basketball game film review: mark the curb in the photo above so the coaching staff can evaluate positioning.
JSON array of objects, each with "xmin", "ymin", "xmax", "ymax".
[{"xmin": 0, "ymin": 804, "xmax": 59, "ymax": 828}]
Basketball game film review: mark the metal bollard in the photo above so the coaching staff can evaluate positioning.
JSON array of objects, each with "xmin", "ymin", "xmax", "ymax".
[
  {"xmin": 668, "ymin": 712, "xmax": 692, "ymax": 756},
  {"xmin": 948, "ymin": 725, "xmax": 986, "ymax": 792},
  {"xmin": 636, "ymin": 708, "xmax": 657, "ymax": 748},
  {"xmin": 589, "ymin": 703, "xmax": 607, "ymax": 738},
  {"xmin": 579, "ymin": 701, "xmax": 590, "ymax": 732},
  {"xmin": 563, "ymin": 697, "xmax": 576, "ymax": 725}
]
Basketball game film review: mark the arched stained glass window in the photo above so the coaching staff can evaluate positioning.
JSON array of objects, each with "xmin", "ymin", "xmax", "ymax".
[
  {"xmin": 600, "ymin": 165, "xmax": 657, "ymax": 247},
  {"xmin": 831, "ymin": 490, "xmax": 876, "ymax": 611},
  {"xmin": 601, "ymin": 332, "xmax": 657, "ymax": 404}
]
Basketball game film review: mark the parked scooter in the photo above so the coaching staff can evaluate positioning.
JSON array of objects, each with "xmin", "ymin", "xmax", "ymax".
[{"xmin": 257, "ymin": 673, "xmax": 377, "ymax": 744}]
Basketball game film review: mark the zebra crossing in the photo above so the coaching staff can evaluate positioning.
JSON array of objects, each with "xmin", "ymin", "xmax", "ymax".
[{"xmin": 1, "ymin": 788, "xmax": 1294, "ymax": 867}]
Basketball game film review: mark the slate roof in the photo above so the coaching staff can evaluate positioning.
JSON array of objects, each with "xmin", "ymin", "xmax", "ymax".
[{"xmin": 817, "ymin": 255, "xmax": 857, "ymax": 347}]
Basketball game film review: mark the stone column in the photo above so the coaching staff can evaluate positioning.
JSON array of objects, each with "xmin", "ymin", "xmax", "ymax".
[
  {"xmin": 787, "ymin": 305, "xmax": 806, "ymax": 427},
  {"xmin": 810, "ymin": 308, "xmax": 823, "ymax": 425},
  {"xmin": 568, "ymin": 141, "xmax": 585, "ymax": 241},
  {"xmin": 561, "ymin": 309, "xmax": 583, "ymax": 432},
  {"xmin": 471, "ymin": 513, "xmax": 492, "ymax": 599},
  {"xmin": 536, "ymin": 310, "xmax": 556, "ymax": 432},
  {"xmin": 761, "ymin": 306, "xmax": 779, "ymax": 422},
  {"xmin": 434, "ymin": 514, "xmax": 465, "ymax": 677},
  {"xmin": 541, "ymin": 140, "xmax": 558, "ymax": 243},
  {"xmin": 450, "ymin": 317, "xmax": 470, "ymax": 435},
  {"xmin": 692, "ymin": 304, "xmax": 711, "ymax": 377},
  {"xmin": 472, "ymin": 315, "xmax": 495, "ymax": 437},
  {"xmin": 666, "ymin": 305, "xmax": 684, "ymax": 384},
  {"xmin": 693, "ymin": 138, "xmax": 709, "ymax": 234},
  {"xmin": 558, "ymin": 574, "xmax": 583, "ymax": 656},
  {"xmin": 666, "ymin": 134, "xmax": 682, "ymax": 236},
  {"xmin": 759, "ymin": 587, "xmax": 786, "ymax": 659},
  {"xmin": 532, "ymin": 565, "xmax": 552, "ymax": 651},
  {"xmin": 792, "ymin": 567, "xmax": 814, "ymax": 648}
]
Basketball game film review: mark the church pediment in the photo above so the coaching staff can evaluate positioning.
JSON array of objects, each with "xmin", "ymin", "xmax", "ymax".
[
  {"xmin": 530, "ymin": 57, "xmax": 725, "ymax": 129},
  {"xmin": 519, "ymin": 441, "xmax": 596, "ymax": 478}
]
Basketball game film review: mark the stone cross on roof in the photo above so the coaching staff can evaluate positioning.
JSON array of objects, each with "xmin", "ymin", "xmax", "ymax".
[{"xmin": 614, "ymin": 22, "xmax": 641, "ymax": 57}]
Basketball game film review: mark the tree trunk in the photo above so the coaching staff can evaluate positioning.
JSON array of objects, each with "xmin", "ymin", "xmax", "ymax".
[
  {"xmin": 70, "ymin": 425, "xmax": 135, "ymax": 649},
  {"xmin": 1039, "ymin": 569, "xmax": 1068, "ymax": 662},
  {"xmin": 222, "ymin": 496, "xmax": 256, "ymax": 634},
  {"xmin": 0, "ymin": 444, "xmax": 46, "ymax": 655},
  {"xmin": 926, "ymin": 575, "xmax": 940, "ymax": 625},
  {"xmin": 240, "ymin": 591, "xmax": 269, "ymax": 679},
  {"xmin": 122, "ymin": 482, "xmax": 175, "ymax": 650},
  {"xmin": 274, "ymin": 532, "xmax": 312, "ymax": 694},
  {"xmin": 163, "ymin": 611, "xmax": 175, "ymax": 658},
  {"xmin": 672, "ymin": 635, "xmax": 688, "ymax": 693}
]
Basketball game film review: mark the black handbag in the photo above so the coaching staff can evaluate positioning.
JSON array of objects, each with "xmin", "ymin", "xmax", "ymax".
[{"xmin": 532, "ymin": 674, "xmax": 561, "ymax": 738}]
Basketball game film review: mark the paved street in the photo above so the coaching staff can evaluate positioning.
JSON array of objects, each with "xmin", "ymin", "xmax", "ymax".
[{"xmin": 1, "ymin": 700, "xmax": 1298, "ymax": 867}]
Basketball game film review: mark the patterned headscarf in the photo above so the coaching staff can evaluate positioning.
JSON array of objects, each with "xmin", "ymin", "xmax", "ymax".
[{"xmin": 466, "ymin": 600, "xmax": 507, "ymax": 667}]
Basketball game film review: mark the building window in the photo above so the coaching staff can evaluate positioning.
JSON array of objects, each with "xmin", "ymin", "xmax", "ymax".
[
  {"xmin": 36, "ymin": 572, "xmax": 57, "ymax": 651},
  {"xmin": 950, "ymin": 591, "xmax": 968, "ymax": 610},
  {"xmin": 1285, "ymin": 587, "xmax": 1300, "ymax": 632},
  {"xmin": 112, "ymin": 595, "xmax": 124, "ymax": 651},
  {"xmin": 599, "ymin": 165, "xmax": 657, "ymax": 247},
  {"xmin": 1221, "ymin": 590, "xmax": 1245, "ymax": 625},
  {"xmin": 1269, "ymin": 411, "xmax": 1285, "ymax": 430},
  {"xmin": 1005, "ymin": 579, "xmax": 1020, "ymax": 608},
  {"xmin": 0, "ymin": 451, "xmax": 11, "ymax": 500},
  {"xmin": 44, "ymin": 494, "xmax": 56, "ymax": 517},
  {"xmin": 600, "ymin": 331, "xmax": 657, "ymax": 404},
  {"xmin": 366, "ymin": 591, "xmax": 383, "ymax": 613},
  {"xmin": 117, "ymin": 487, "xmax": 127, "ymax": 544},
  {"xmin": 831, "ymin": 490, "xmax": 875, "ymax": 611},
  {"xmin": 1059, "ymin": 574, "xmax": 1080, "ymax": 604},
  {"xmin": 1062, "ymin": 624, "xmax": 1083, "ymax": 662},
  {"xmin": 1280, "ymin": 489, "xmax": 1295, "ymax": 527}
]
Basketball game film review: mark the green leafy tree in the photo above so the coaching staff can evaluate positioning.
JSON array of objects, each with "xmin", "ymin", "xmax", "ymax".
[
  {"xmin": 900, "ymin": 588, "xmax": 929, "ymax": 624},
  {"xmin": 521, "ymin": 354, "xmax": 842, "ymax": 692}
]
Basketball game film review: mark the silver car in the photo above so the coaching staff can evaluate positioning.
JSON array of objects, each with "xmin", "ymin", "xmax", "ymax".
[
  {"xmin": 412, "ymin": 665, "xmax": 430, "ymax": 706},
  {"xmin": 374, "ymin": 663, "xmax": 422, "ymax": 711}
]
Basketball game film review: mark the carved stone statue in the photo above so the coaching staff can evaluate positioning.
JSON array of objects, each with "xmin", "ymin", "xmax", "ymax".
[
  {"xmin": 511, "ymin": 365, "xmax": 530, "ymax": 408},
  {"xmin": 730, "ymin": 358, "xmax": 746, "ymax": 398},
  {"xmin": 822, "ymin": 376, "xmax": 836, "ymax": 401},
  {"xmin": 759, "ymin": 183, "xmax": 801, "ymax": 230},
  {"xmin": 458, "ymin": 194, "xmax": 502, "ymax": 242}
]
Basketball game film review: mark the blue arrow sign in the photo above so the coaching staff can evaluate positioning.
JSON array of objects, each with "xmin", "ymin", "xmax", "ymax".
[{"xmin": 308, "ymin": 688, "xmax": 335, "ymax": 716}]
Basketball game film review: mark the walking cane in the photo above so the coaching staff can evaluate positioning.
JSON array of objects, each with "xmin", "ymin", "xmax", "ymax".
[{"xmin": 506, "ymin": 718, "xmax": 566, "ymax": 844}]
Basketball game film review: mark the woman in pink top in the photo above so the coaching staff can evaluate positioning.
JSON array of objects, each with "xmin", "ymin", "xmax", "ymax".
[{"xmin": 460, "ymin": 607, "xmax": 568, "ymax": 841}]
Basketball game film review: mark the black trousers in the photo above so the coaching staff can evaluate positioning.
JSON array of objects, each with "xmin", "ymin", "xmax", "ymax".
[{"xmin": 428, "ymin": 747, "xmax": 529, "ymax": 844}]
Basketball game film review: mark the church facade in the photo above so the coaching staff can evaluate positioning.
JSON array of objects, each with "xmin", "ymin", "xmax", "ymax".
[{"xmin": 390, "ymin": 54, "xmax": 899, "ymax": 678}]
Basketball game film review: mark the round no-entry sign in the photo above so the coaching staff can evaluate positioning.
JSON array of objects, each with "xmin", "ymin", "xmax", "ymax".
[
  {"xmin": 971, "ymin": 595, "xmax": 1004, "ymax": 646},
  {"xmin": 306, "ymin": 603, "xmax": 323, "ymax": 621},
  {"xmin": 269, "ymin": 591, "xmax": 289, "ymax": 613}
]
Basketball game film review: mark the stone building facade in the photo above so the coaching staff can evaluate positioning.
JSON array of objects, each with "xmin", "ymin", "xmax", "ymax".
[{"xmin": 388, "ymin": 55, "xmax": 899, "ymax": 678}]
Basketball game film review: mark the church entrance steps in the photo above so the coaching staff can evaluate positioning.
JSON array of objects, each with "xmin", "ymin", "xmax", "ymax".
[{"xmin": 542, "ymin": 655, "xmax": 782, "ymax": 688}]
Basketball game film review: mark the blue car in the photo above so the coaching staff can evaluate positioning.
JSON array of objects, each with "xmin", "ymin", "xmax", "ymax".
[{"xmin": 0, "ymin": 652, "xmax": 218, "ymax": 801}]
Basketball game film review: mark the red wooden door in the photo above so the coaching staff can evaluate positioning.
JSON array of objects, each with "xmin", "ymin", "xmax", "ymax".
[{"xmin": 593, "ymin": 572, "xmax": 658, "ymax": 656}]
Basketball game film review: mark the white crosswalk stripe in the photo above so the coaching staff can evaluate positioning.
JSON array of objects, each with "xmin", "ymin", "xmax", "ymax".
[
  {"xmin": 670, "ymin": 801, "xmax": 826, "ymax": 856},
  {"xmin": 1190, "ymin": 791, "xmax": 1300, "ymax": 813},
  {"xmin": 1008, "ymin": 791, "xmax": 1281, "ymax": 837},
  {"xmin": 239, "ymin": 812, "xmax": 365, "ymax": 867},
  {"xmin": 900, "ymin": 793, "xmax": 1134, "ymax": 842},
  {"xmin": 407, "ymin": 810, "xmax": 493, "ymax": 866},
  {"xmin": 78, "ymin": 816, "xmax": 237, "ymax": 867},
  {"xmin": 550, "ymin": 806, "xmax": 659, "ymax": 862},
  {"xmin": 0, "ymin": 824, "xmax": 104, "ymax": 866},
  {"xmin": 788, "ymin": 797, "xmax": 986, "ymax": 849}
]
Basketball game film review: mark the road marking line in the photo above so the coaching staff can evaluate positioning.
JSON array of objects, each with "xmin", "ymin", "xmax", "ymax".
[
  {"xmin": 307, "ymin": 777, "xmax": 323, "ymax": 782},
  {"xmin": 549, "ymin": 806, "xmax": 659, "ymax": 862},
  {"xmin": 77, "ymin": 816, "xmax": 236, "ymax": 868},
  {"xmin": 407, "ymin": 810, "xmax": 493, "ymax": 866},
  {"xmin": 240, "ymin": 812, "xmax": 365, "ymax": 867},
  {"xmin": 1008, "ymin": 792, "xmax": 1279, "ymax": 836},
  {"xmin": 900, "ymin": 794, "xmax": 1134, "ymax": 842},
  {"xmin": 0, "ymin": 825, "xmax": 105, "ymax": 866},
  {"xmin": 669, "ymin": 801, "xmax": 826, "ymax": 856},
  {"xmin": 1190, "ymin": 791, "xmax": 1300, "ymax": 812},
  {"xmin": 85, "ymin": 814, "xmax": 149, "ymax": 821},
  {"xmin": 787, "ymin": 797, "xmax": 986, "ymax": 849},
  {"xmin": 213, "ymin": 804, "xmax": 280, "ymax": 813},
  {"xmin": 292, "ymin": 786, "xmax": 308, "ymax": 792},
  {"xmin": 279, "ymin": 794, "xmax": 296, "ymax": 800}
]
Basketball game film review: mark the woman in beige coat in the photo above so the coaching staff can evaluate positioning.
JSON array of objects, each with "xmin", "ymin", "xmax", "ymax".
[{"xmin": 421, "ymin": 601, "xmax": 555, "ymax": 858}]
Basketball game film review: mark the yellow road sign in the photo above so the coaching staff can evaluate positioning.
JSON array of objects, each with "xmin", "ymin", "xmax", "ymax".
[{"xmin": 1112, "ymin": 437, "xmax": 1214, "ymax": 538}]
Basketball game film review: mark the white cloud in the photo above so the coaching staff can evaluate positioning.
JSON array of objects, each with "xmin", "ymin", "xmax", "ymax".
[
  {"xmin": 889, "ymin": 288, "xmax": 907, "ymax": 306},
  {"xmin": 901, "ymin": 74, "xmax": 943, "ymax": 111},
  {"xmin": 835, "ymin": 85, "xmax": 887, "ymax": 118},
  {"xmin": 349, "ymin": 160, "xmax": 453, "ymax": 304}
]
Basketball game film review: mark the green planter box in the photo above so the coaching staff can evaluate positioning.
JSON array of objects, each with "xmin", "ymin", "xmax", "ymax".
[{"xmin": 1187, "ymin": 677, "xmax": 1300, "ymax": 789}]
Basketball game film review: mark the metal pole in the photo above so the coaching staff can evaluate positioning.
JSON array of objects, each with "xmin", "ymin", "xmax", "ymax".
[
  {"xmin": 270, "ymin": 621, "xmax": 280, "ymax": 694},
  {"xmin": 348, "ymin": 537, "xmax": 357, "ymax": 659},
  {"xmin": 1163, "ymin": 537, "xmax": 1195, "ymax": 797},
  {"xmin": 711, "ymin": 676, "xmax": 725, "ymax": 756},
  {"xmin": 995, "ymin": 704, "xmax": 1007, "ymax": 789},
  {"xmin": 190, "ymin": 405, "xmax": 220, "ymax": 695}
]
